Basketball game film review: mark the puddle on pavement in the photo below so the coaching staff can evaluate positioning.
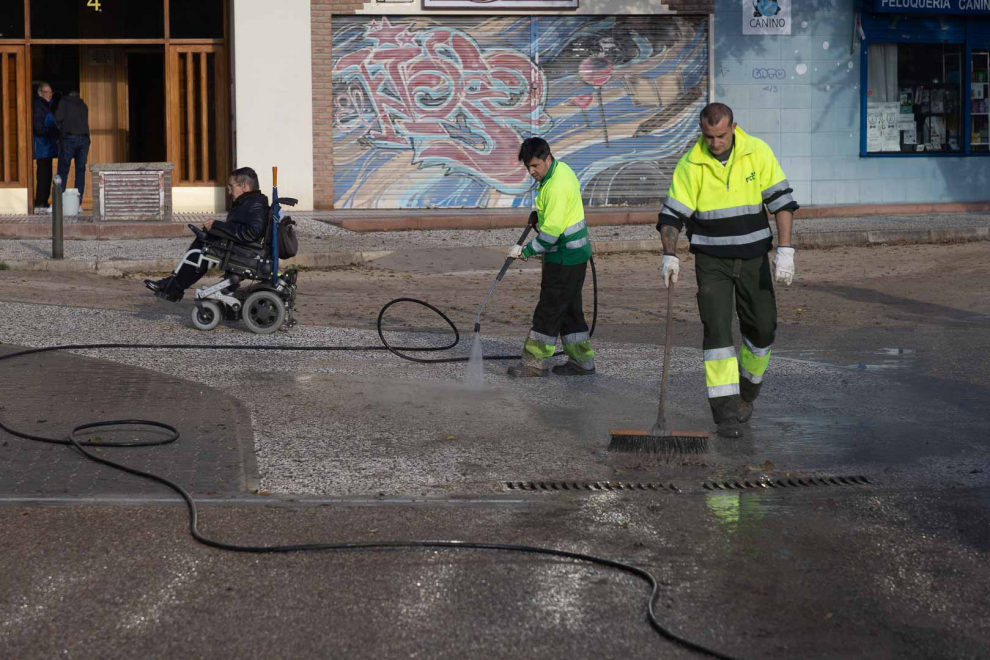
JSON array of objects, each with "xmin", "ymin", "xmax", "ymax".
[{"xmin": 776, "ymin": 347, "xmax": 917, "ymax": 372}]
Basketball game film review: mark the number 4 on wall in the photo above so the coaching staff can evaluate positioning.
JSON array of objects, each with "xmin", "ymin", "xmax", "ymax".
[{"xmin": 87, "ymin": 0, "xmax": 101, "ymax": 11}]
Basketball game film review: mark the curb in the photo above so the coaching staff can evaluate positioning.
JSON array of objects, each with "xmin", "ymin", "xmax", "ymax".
[
  {"xmin": 337, "ymin": 210, "xmax": 656, "ymax": 232},
  {"xmin": 0, "ymin": 250, "xmax": 396, "ymax": 276},
  {"xmin": 0, "ymin": 223, "xmax": 192, "ymax": 240},
  {"xmin": 1, "ymin": 227, "xmax": 986, "ymax": 275}
]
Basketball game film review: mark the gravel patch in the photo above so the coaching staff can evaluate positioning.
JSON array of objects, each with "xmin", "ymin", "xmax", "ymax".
[{"xmin": 4, "ymin": 300, "xmax": 973, "ymax": 497}]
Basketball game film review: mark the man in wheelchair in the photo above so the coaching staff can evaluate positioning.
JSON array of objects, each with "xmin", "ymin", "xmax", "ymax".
[
  {"xmin": 145, "ymin": 167, "xmax": 268, "ymax": 302},
  {"xmin": 144, "ymin": 166, "xmax": 299, "ymax": 334}
]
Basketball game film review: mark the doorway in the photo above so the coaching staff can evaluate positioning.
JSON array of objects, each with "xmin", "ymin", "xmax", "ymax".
[
  {"xmin": 127, "ymin": 52, "xmax": 166, "ymax": 163},
  {"xmin": 30, "ymin": 45, "xmax": 166, "ymax": 209}
]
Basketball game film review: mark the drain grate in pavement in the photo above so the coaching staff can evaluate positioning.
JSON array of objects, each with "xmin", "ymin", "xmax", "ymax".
[
  {"xmin": 702, "ymin": 475, "xmax": 872, "ymax": 491},
  {"xmin": 505, "ymin": 481, "xmax": 681, "ymax": 493}
]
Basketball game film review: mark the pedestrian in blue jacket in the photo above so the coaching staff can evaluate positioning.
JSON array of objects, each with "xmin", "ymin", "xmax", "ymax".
[{"xmin": 32, "ymin": 82, "xmax": 59, "ymax": 212}]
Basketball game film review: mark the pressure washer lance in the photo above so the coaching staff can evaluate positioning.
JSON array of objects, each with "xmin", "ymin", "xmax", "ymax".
[{"xmin": 473, "ymin": 220, "xmax": 534, "ymax": 334}]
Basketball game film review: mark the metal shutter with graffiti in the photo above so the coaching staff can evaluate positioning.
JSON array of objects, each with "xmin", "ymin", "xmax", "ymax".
[{"xmin": 331, "ymin": 16, "xmax": 708, "ymax": 210}]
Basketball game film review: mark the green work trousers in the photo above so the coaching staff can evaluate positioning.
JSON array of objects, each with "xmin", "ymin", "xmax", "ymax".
[{"xmin": 695, "ymin": 252, "xmax": 777, "ymax": 424}]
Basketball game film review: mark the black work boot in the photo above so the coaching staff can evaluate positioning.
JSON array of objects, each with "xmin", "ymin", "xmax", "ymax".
[
  {"xmin": 507, "ymin": 363, "xmax": 549, "ymax": 378},
  {"xmin": 717, "ymin": 418, "xmax": 744, "ymax": 438},
  {"xmin": 710, "ymin": 395, "xmax": 744, "ymax": 438},
  {"xmin": 551, "ymin": 360, "xmax": 596, "ymax": 376},
  {"xmin": 737, "ymin": 399, "xmax": 754, "ymax": 423}
]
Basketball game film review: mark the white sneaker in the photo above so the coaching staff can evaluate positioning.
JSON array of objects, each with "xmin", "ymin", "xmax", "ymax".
[{"xmin": 37, "ymin": 206, "xmax": 51, "ymax": 214}]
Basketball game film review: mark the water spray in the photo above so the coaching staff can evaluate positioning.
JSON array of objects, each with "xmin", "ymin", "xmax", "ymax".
[
  {"xmin": 465, "ymin": 222, "xmax": 534, "ymax": 385},
  {"xmin": 473, "ymin": 222, "xmax": 534, "ymax": 335}
]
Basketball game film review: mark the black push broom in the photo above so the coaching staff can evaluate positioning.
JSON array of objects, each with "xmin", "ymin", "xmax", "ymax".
[{"xmin": 608, "ymin": 279, "xmax": 710, "ymax": 454}]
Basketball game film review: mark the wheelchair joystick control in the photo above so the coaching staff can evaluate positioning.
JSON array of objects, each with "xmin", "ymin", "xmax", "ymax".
[{"xmin": 188, "ymin": 224, "xmax": 207, "ymax": 240}]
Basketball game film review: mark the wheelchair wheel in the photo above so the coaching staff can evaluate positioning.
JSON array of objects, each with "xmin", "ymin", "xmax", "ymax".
[
  {"xmin": 191, "ymin": 300, "xmax": 222, "ymax": 331},
  {"xmin": 242, "ymin": 290, "xmax": 285, "ymax": 334}
]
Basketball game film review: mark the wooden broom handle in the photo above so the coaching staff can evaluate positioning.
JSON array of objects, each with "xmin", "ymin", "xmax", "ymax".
[{"xmin": 657, "ymin": 280, "xmax": 675, "ymax": 424}]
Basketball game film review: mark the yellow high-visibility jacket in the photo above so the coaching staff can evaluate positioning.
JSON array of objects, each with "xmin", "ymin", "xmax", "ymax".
[
  {"xmin": 521, "ymin": 159, "xmax": 591, "ymax": 266},
  {"xmin": 657, "ymin": 127, "xmax": 798, "ymax": 259}
]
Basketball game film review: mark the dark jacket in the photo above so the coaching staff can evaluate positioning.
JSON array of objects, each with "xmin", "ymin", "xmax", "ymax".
[
  {"xmin": 211, "ymin": 190, "xmax": 269, "ymax": 244},
  {"xmin": 55, "ymin": 94, "xmax": 90, "ymax": 137},
  {"xmin": 33, "ymin": 96, "xmax": 59, "ymax": 159}
]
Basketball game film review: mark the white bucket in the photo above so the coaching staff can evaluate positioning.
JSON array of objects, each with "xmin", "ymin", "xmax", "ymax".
[{"xmin": 62, "ymin": 188, "xmax": 81, "ymax": 216}]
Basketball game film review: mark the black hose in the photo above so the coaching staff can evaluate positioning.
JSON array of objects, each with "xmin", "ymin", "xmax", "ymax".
[
  {"xmin": 0, "ymin": 257, "xmax": 741, "ymax": 660},
  {"xmin": 376, "ymin": 256, "xmax": 597, "ymax": 364}
]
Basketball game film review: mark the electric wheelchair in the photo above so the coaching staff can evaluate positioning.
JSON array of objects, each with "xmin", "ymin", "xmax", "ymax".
[{"xmin": 178, "ymin": 198, "xmax": 300, "ymax": 335}]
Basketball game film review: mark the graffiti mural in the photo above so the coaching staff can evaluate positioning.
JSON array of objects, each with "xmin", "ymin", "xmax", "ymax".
[{"xmin": 331, "ymin": 16, "xmax": 708, "ymax": 209}]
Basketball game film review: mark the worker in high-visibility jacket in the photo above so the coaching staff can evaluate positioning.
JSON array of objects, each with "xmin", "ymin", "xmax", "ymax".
[
  {"xmin": 656, "ymin": 103, "xmax": 798, "ymax": 438},
  {"xmin": 506, "ymin": 137, "xmax": 595, "ymax": 378}
]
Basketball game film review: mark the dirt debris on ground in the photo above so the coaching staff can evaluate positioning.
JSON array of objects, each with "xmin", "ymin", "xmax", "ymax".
[{"xmin": 2, "ymin": 242, "xmax": 987, "ymax": 333}]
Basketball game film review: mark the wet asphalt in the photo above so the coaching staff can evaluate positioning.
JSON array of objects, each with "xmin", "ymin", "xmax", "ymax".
[{"xmin": 1, "ymin": 252, "xmax": 989, "ymax": 658}]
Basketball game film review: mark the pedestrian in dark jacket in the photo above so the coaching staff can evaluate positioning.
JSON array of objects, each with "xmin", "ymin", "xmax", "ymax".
[
  {"xmin": 32, "ymin": 82, "xmax": 59, "ymax": 211},
  {"xmin": 54, "ymin": 91, "xmax": 90, "ymax": 195},
  {"xmin": 144, "ymin": 167, "xmax": 270, "ymax": 302}
]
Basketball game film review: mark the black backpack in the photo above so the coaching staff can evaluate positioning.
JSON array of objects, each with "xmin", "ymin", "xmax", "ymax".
[{"xmin": 277, "ymin": 216, "xmax": 298, "ymax": 259}]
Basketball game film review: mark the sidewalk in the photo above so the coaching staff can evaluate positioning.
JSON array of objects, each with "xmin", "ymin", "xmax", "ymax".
[{"xmin": 1, "ymin": 209, "xmax": 987, "ymax": 275}]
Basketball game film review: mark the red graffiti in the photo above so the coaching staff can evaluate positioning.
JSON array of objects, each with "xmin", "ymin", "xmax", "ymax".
[{"xmin": 334, "ymin": 19, "xmax": 549, "ymax": 192}]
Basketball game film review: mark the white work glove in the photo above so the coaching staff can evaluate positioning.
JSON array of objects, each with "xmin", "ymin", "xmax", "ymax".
[
  {"xmin": 661, "ymin": 254, "xmax": 679, "ymax": 288},
  {"xmin": 773, "ymin": 247, "xmax": 795, "ymax": 286},
  {"xmin": 508, "ymin": 245, "xmax": 525, "ymax": 260}
]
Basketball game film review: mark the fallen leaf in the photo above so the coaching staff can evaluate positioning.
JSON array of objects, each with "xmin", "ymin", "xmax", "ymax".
[{"xmin": 445, "ymin": 435, "xmax": 457, "ymax": 441}]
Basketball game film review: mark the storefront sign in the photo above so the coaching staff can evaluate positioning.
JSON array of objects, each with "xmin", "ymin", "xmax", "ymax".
[
  {"xmin": 422, "ymin": 0, "xmax": 578, "ymax": 8},
  {"xmin": 871, "ymin": 0, "xmax": 990, "ymax": 15},
  {"xmin": 744, "ymin": 0, "xmax": 791, "ymax": 35}
]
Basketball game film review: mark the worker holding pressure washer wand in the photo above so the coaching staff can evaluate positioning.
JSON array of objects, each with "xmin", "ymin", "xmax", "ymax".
[{"xmin": 506, "ymin": 137, "xmax": 595, "ymax": 379}]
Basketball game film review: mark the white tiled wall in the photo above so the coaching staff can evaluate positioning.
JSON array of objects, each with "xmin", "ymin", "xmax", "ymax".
[{"xmin": 713, "ymin": 0, "xmax": 981, "ymax": 205}]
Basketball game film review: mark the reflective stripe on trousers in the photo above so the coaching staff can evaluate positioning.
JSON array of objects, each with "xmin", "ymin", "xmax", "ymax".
[
  {"xmin": 704, "ymin": 346, "xmax": 740, "ymax": 398},
  {"xmin": 562, "ymin": 340, "xmax": 594, "ymax": 363},
  {"xmin": 523, "ymin": 337, "xmax": 555, "ymax": 366},
  {"xmin": 739, "ymin": 337, "xmax": 771, "ymax": 384}
]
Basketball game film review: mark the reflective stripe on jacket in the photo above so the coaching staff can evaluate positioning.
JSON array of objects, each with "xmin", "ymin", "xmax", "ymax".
[
  {"xmin": 522, "ymin": 159, "xmax": 592, "ymax": 266},
  {"xmin": 657, "ymin": 127, "xmax": 798, "ymax": 259}
]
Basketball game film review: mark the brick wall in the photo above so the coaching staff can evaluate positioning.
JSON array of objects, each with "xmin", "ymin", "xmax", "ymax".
[
  {"xmin": 312, "ymin": 0, "xmax": 335, "ymax": 210},
  {"xmin": 313, "ymin": 0, "xmax": 368, "ymax": 209}
]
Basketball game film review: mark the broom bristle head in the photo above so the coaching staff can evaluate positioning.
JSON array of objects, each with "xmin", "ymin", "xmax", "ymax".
[{"xmin": 607, "ymin": 431, "xmax": 710, "ymax": 455}]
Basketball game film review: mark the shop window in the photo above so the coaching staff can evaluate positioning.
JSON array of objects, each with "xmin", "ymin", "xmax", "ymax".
[
  {"xmin": 867, "ymin": 43, "xmax": 963, "ymax": 154},
  {"xmin": 169, "ymin": 0, "xmax": 224, "ymax": 40},
  {"xmin": 972, "ymin": 50, "xmax": 989, "ymax": 153},
  {"xmin": 0, "ymin": 0, "xmax": 25, "ymax": 39},
  {"xmin": 30, "ymin": 0, "xmax": 164, "ymax": 40}
]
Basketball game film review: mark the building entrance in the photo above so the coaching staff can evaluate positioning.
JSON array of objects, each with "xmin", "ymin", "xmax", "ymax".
[
  {"xmin": 0, "ymin": 0, "xmax": 228, "ymax": 215},
  {"xmin": 31, "ymin": 45, "xmax": 167, "ymax": 210}
]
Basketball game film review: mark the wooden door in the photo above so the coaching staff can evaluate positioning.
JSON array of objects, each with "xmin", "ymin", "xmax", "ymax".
[
  {"xmin": 166, "ymin": 45, "xmax": 229, "ymax": 186},
  {"xmin": 0, "ymin": 46, "xmax": 28, "ymax": 192},
  {"xmin": 74, "ymin": 46, "xmax": 128, "ymax": 210}
]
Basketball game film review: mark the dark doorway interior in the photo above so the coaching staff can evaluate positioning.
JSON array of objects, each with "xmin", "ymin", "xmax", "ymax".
[
  {"xmin": 127, "ymin": 52, "xmax": 166, "ymax": 162},
  {"xmin": 31, "ymin": 45, "xmax": 80, "ymax": 113}
]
